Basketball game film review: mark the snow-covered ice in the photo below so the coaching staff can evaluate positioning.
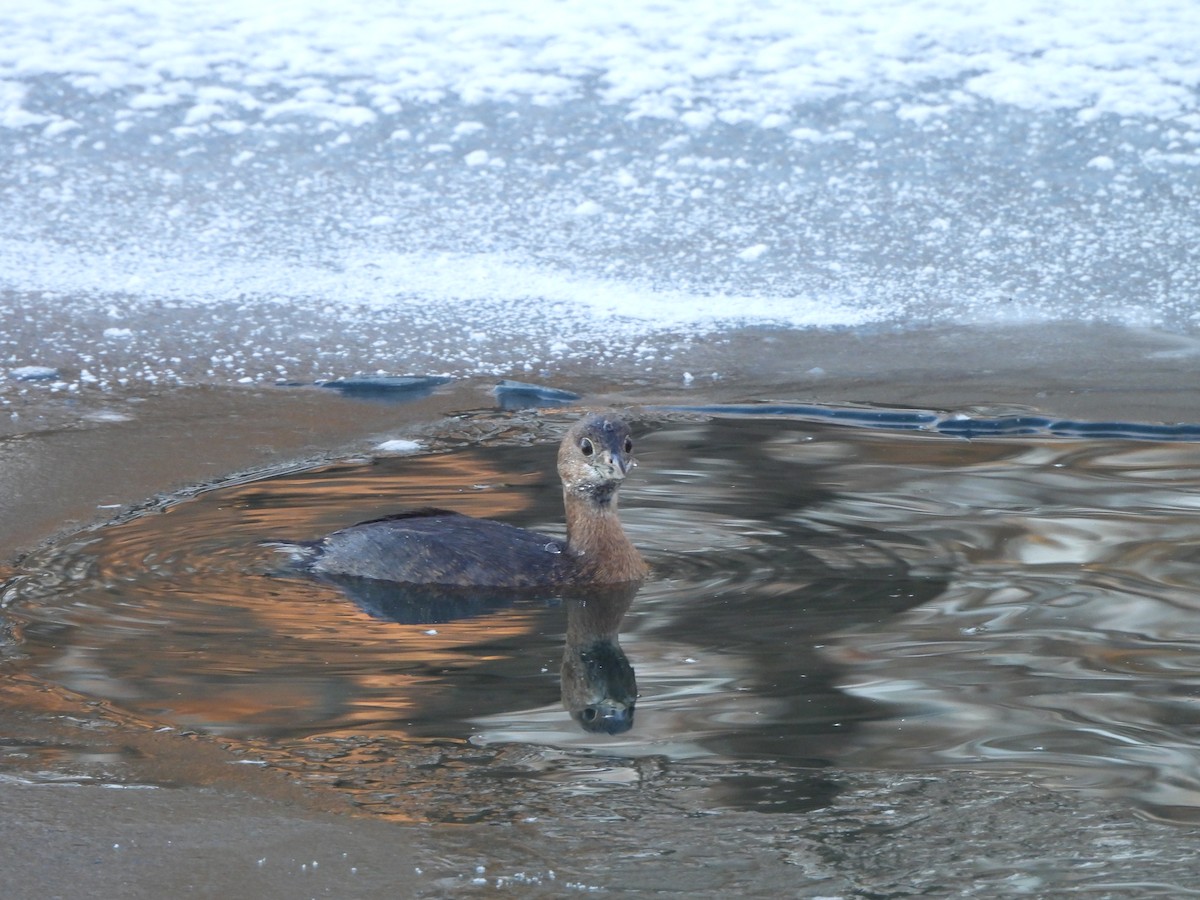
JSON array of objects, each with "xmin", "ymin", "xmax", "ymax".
[{"xmin": 0, "ymin": 0, "xmax": 1197, "ymax": 387}]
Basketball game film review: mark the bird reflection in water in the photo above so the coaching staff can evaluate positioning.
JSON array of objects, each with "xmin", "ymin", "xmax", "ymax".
[
  {"xmin": 314, "ymin": 574, "xmax": 640, "ymax": 735},
  {"xmin": 560, "ymin": 584, "xmax": 639, "ymax": 734}
]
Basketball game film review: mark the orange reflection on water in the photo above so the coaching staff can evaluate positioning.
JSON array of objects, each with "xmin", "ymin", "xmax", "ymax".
[
  {"xmin": 230, "ymin": 449, "xmax": 555, "ymax": 540},
  {"xmin": 15, "ymin": 439, "xmax": 575, "ymax": 746}
]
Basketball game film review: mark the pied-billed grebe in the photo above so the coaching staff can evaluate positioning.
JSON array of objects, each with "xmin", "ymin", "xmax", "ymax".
[{"xmin": 298, "ymin": 414, "xmax": 648, "ymax": 587}]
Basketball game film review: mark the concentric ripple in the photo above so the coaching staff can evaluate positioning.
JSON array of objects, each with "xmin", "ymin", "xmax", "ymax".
[{"xmin": 6, "ymin": 410, "xmax": 1200, "ymax": 822}]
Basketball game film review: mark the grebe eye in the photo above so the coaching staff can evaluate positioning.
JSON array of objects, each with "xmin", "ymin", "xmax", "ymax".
[
  {"xmin": 580, "ymin": 438, "xmax": 594, "ymax": 456},
  {"xmin": 623, "ymin": 437, "xmax": 633, "ymax": 453}
]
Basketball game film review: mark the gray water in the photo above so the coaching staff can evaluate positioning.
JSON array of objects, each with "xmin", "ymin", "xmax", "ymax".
[{"xmin": 6, "ymin": 407, "xmax": 1200, "ymax": 845}]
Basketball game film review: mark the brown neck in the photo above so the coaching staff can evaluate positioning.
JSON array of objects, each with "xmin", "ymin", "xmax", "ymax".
[{"xmin": 563, "ymin": 488, "xmax": 648, "ymax": 583}]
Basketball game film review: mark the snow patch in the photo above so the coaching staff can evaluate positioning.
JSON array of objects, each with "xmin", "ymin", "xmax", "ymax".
[
  {"xmin": 376, "ymin": 439, "xmax": 424, "ymax": 454},
  {"xmin": 737, "ymin": 244, "xmax": 768, "ymax": 261}
]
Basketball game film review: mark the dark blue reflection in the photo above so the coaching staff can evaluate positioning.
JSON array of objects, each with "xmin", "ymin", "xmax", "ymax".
[
  {"xmin": 664, "ymin": 403, "xmax": 1200, "ymax": 442},
  {"xmin": 316, "ymin": 375, "xmax": 452, "ymax": 402}
]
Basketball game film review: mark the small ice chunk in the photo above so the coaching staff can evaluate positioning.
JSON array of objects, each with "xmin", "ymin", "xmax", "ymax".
[
  {"xmin": 318, "ymin": 375, "xmax": 451, "ymax": 402},
  {"xmin": 453, "ymin": 121, "xmax": 486, "ymax": 137},
  {"xmin": 10, "ymin": 365, "xmax": 59, "ymax": 381},
  {"xmin": 680, "ymin": 109, "xmax": 714, "ymax": 129},
  {"xmin": 737, "ymin": 243, "xmax": 768, "ymax": 261},
  {"xmin": 83, "ymin": 410, "xmax": 133, "ymax": 423},
  {"xmin": 375, "ymin": 439, "xmax": 423, "ymax": 454},
  {"xmin": 682, "ymin": 371, "xmax": 694, "ymax": 384},
  {"xmin": 464, "ymin": 149, "xmax": 489, "ymax": 166},
  {"xmin": 42, "ymin": 120, "xmax": 78, "ymax": 138},
  {"xmin": 493, "ymin": 379, "xmax": 580, "ymax": 410},
  {"xmin": 572, "ymin": 199, "xmax": 602, "ymax": 216},
  {"xmin": 1087, "ymin": 155, "xmax": 1115, "ymax": 170},
  {"xmin": 103, "ymin": 327, "xmax": 133, "ymax": 339}
]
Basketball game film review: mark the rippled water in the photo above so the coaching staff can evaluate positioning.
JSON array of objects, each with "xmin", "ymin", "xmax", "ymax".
[{"xmin": 6, "ymin": 408, "xmax": 1200, "ymax": 824}]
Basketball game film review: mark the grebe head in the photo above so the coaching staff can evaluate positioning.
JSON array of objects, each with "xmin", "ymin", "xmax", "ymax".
[{"xmin": 557, "ymin": 414, "xmax": 637, "ymax": 500}]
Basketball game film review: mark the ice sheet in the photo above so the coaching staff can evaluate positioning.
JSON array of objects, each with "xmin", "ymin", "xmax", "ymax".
[{"xmin": 1, "ymin": 1, "xmax": 1198, "ymax": 384}]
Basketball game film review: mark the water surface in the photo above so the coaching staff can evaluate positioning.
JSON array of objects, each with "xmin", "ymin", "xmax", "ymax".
[{"xmin": 6, "ymin": 408, "xmax": 1200, "ymax": 827}]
